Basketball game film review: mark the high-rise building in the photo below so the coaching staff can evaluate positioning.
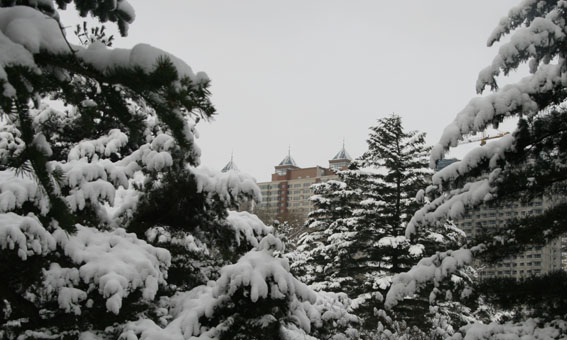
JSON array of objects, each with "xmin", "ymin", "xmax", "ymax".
[
  {"xmin": 454, "ymin": 196, "xmax": 564, "ymax": 279},
  {"xmin": 436, "ymin": 155, "xmax": 566, "ymax": 279},
  {"xmin": 255, "ymin": 146, "xmax": 352, "ymax": 225}
]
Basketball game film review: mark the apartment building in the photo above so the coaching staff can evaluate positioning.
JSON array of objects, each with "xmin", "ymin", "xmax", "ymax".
[
  {"xmin": 454, "ymin": 197, "xmax": 564, "ymax": 279},
  {"xmin": 256, "ymin": 146, "xmax": 352, "ymax": 224}
]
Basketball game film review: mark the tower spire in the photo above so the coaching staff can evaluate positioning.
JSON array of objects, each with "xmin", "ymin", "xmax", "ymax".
[
  {"xmin": 222, "ymin": 151, "xmax": 238, "ymax": 172},
  {"xmin": 277, "ymin": 146, "xmax": 298, "ymax": 168}
]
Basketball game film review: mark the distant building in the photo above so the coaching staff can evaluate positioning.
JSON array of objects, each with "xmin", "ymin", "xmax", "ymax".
[
  {"xmin": 436, "ymin": 156, "xmax": 565, "ymax": 279},
  {"xmin": 434, "ymin": 155, "xmax": 561, "ymax": 278},
  {"xmin": 454, "ymin": 198, "xmax": 564, "ymax": 279},
  {"xmin": 329, "ymin": 143, "xmax": 352, "ymax": 171},
  {"xmin": 255, "ymin": 146, "xmax": 352, "ymax": 225},
  {"xmin": 436, "ymin": 158, "xmax": 459, "ymax": 171}
]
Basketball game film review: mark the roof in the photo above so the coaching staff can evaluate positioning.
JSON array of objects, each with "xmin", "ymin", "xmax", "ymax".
[
  {"xmin": 331, "ymin": 146, "xmax": 352, "ymax": 161},
  {"xmin": 221, "ymin": 156, "xmax": 239, "ymax": 172},
  {"xmin": 278, "ymin": 154, "xmax": 297, "ymax": 167}
]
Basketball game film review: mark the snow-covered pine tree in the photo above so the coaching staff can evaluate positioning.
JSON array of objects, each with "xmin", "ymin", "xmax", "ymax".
[
  {"xmin": 351, "ymin": 115, "xmax": 467, "ymax": 334},
  {"xmin": 292, "ymin": 115, "xmax": 457, "ymax": 333},
  {"xmin": 292, "ymin": 178, "xmax": 361, "ymax": 291},
  {"xmin": 291, "ymin": 173, "xmax": 375, "ymax": 334},
  {"xmin": 386, "ymin": 1, "xmax": 567, "ymax": 338},
  {"xmin": 0, "ymin": 2, "xmax": 358, "ymax": 339},
  {"xmin": 353, "ymin": 114, "xmax": 433, "ymax": 272}
]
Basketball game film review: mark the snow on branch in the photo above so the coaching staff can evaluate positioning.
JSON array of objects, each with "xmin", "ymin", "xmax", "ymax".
[
  {"xmin": 431, "ymin": 133, "xmax": 514, "ymax": 186},
  {"xmin": 78, "ymin": 42, "xmax": 208, "ymax": 84},
  {"xmin": 406, "ymin": 173, "xmax": 500, "ymax": 238},
  {"xmin": 0, "ymin": 6, "xmax": 207, "ymax": 97},
  {"xmin": 0, "ymin": 170, "xmax": 49, "ymax": 214},
  {"xmin": 487, "ymin": 0, "xmax": 559, "ymax": 46},
  {"xmin": 225, "ymin": 210, "xmax": 274, "ymax": 247},
  {"xmin": 430, "ymin": 60, "xmax": 565, "ymax": 167},
  {"xmin": 191, "ymin": 166, "xmax": 262, "ymax": 205},
  {"xmin": 122, "ymin": 247, "xmax": 322, "ymax": 339},
  {"xmin": 384, "ymin": 246, "xmax": 481, "ymax": 309},
  {"xmin": 213, "ymin": 249, "xmax": 317, "ymax": 305},
  {"xmin": 433, "ymin": 1, "xmax": 567, "ymax": 166},
  {"xmin": 52, "ymin": 225, "xmax": 171, "ymax": 314},
  {"xmin": 68, "ymin": 129, "xmax": 129, "ymax": 161},
  {"xmin": 0, "ymin": 212, "xmax": 56, "ymax": 260},
  {"xmin": 481, "ymin": 6, "xmax": 566, "ymax": 92},
  {"xmin": 0, "ymin": 124, "xmax": 26, "ymax": 161}
]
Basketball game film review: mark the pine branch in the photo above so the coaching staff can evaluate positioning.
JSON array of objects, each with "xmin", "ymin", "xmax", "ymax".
[{"xmin": 13, "ymin": 99, "xmax": 76, "ymax": 232}]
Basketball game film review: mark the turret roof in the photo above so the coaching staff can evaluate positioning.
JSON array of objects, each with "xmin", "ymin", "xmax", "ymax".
[
  {"xmin": 331, "ymin": 142, "xmax": 352, "ymax": 161},
  {"xmin": 221, "ymin": 154, "xmax": 239, "ymax": 172}
]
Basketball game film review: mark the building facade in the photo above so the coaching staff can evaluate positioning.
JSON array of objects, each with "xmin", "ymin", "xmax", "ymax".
[
  {"xmin": 256, "ymin": 147, "xmax": 352, "ymax": 225},
  {"xmin": 454, "ymin": 197, "xmax": 565, "ymax": 279}
]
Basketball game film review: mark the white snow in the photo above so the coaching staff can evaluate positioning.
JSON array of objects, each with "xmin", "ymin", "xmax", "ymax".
[
  {"xmin": 432, "ymin": 134, "xmax": 514, "ymax": 186},
  {"xmin": 406, "ymin": 176, "xmax": 498, "ymax": 238},
  {"xmin": 68, "ymin": 129, "xmax": 129, "ymax": 161},
  {"xmin": 0, "ymin": 170, "xmax": 47, "ymax": 214},
  {"xmin": 191, "ymin": 165, "xmax": 262, "ymax": 205},
  {"xmin": 0, "ymin": 212, "xmax": 56, "ymax": 260},
  {"xmin": 78, "ymin": 42, "xmax": 207, "ymax": 83},
  {"xmin": 431, "ymin": 0, "xmax": 567, "ymax": 166},
  {"xmin": 52, "ymin": 225, "xmax": 171, "ymax": 314},
  {"xmin": 122, "ymin": 245, "xmax": 323, "ymax": 339},
  {"xmin": 0, "ymin": 5, "xmax": 207, "ymax": 98},
  {"xmin": 384, "ymin": 247, "xmax": 479, "ymax": 309}
]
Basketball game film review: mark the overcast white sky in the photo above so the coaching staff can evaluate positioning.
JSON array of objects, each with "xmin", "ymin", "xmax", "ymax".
[{"xmin": 66, "ymin": 1, "xmax": 523, "ymax": 181}]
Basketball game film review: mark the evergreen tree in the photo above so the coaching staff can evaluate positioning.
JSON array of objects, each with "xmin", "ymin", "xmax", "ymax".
[
  {"xmin": 0, "ymin": 2, "xmax": 357, "ymax": 339},
  {"xmin": 386, "ymin": 1, "xmax": 567, "ymax": 338},
  {"xmin": 292, "ymin": 115, "xmax": 457, "ymax": 334},
  {"xmin": 353, "ymin": 114, "xmax": 436, "ymax": 272},
  {"xmin": 292, "ymin": 178, "xmax": 362, "ymax": 291}
]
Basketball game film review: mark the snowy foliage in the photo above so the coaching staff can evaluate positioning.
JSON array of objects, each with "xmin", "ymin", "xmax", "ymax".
[
  {"xmin": 448, "ymin": 318, "xmax": 567, "ymax": 340},
  {"xmin": 290, "ymin": 115, "xmax": 462, "ymax": 334},
  {"xmin": 399, "ymin": 1, "xmax": 567, "ymax": 339},
  {"xmin": 122, "ymin": 240, "xmax": 359, "ymax": 340},
  {"xmin": 0, "ymin": 2, "xmax": 359, "ymax": 339},
  {"xmin": 385, "ymin": 248, "xmax": 478, "ymax": 309}
]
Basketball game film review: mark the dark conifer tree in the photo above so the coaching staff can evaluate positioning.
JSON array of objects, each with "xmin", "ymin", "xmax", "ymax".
[
  {"xmin": 386, "ymin": 1, "xmax": 567, "ymax": 338},
  {"xmin": 292, "ymin": 115, "xmax": 457, "ymax": 334},
  {"xmin": 0, "ymin": 2, "xmax": 357, "ymax": 339}
]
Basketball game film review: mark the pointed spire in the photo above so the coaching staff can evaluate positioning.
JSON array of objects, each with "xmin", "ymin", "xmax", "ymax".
[
  {"xmin": 332, "ymin": 138, "xmax": 352, "ymax": 161},
  {"xmin": 222, "ymin": 151, "xmax": 239, "ymax": 172},
  {"xmin": 278, "ymin": 146, "xmax": 297, "ymax": 167}
]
